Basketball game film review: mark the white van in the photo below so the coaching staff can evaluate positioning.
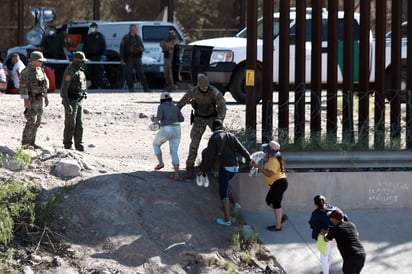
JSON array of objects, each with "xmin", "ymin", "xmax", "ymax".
[{"xmin": 68, "ymin": 20, "xmax": 185, "ymax": 88}]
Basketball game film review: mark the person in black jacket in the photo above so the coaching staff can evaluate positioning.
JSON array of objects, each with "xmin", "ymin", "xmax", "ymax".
[
  {"xmin": 83, "ymin": 22, "xmax": 106, "ymax": 89},
  {"xmin": 198, "ymin": 119, "xmax": 251, "ymax": 226},
  {"xmin": 325, "ymin": 209, "xmax": 366, "ymax": 274}
]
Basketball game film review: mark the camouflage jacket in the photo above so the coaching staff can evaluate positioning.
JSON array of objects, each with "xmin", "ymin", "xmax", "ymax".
[
  {"xmin": 177, "ymin": 85, "xmax": 226, "ymax": 120},
  {"xmin": 19, "ymin": 65, "xmax": 49, "ymax": 99}
]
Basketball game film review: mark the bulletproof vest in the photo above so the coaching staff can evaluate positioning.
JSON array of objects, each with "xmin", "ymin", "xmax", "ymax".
[
  {"xmin": 128, "ymin": 35, "xmax": 143, "ymax": 57},
  {"xmin": 191, "ymin": 90, "xmax": 217, "ymax": 117},
  {"xmin": 32, "ymin": 67, "xmax": 48, "ymax": 94},
  {"xmin": 68, "ymin": 66, "xmax": 87, "ymax": 98}
]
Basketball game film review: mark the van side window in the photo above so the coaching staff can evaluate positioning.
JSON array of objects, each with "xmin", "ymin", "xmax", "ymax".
[
  {"xmin": 290, "ymin": 18, "xmax": 360, "ymax": 44},
  {"xmin": 142, "ymin": 26, "xmax": 184, "ymax": 43}
]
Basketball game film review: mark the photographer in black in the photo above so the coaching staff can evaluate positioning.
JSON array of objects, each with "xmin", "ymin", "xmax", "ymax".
[
  {"xmin": 119, "ymin": 24, "xmax": 150, "ymax": 93},
  {"xmin": 60, "ymin": 51, "xmax": 88, "ymax": 151}
]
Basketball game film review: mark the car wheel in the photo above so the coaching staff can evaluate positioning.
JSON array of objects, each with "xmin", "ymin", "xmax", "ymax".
[{"xmin": 229, "ymin": 66, "xmax": 262, "ymax": 104}]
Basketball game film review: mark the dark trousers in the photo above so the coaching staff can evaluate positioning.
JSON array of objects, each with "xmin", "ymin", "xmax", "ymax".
[
  {"xmin": 125, "ymin": 57, "xmax": 149, "ymax": 91},
  {"xmin": 63, "ymin": 98, "xmax": 83, "ymax": 148}
]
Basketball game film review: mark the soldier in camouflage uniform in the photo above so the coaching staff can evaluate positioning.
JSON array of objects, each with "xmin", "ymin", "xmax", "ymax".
[
  {"xmin": 20, "ymin": 51, "xmax": 49, "ymax": 149},
  {"xmin": 177, "ymin": 74, "xmax": 227, "ymax": 178},
  {"xmin": 60, "ymin": 51, "xmax": 88, "ymax": 151}
]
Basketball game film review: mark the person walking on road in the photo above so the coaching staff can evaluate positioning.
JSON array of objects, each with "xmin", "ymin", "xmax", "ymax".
[
  {"xmin": 60, "ymin": 51, "xmax": 88, "ymax": 151},
  {"xmin": 176, "ymin": 73, "xmax": 227, "ymax": 179},
  {"xmin": 83, "ymin": 22, "xmax": 107, "ymax": 89},
  {"xmin": 250, "ymin": 140, "xmax": 288, "ymax": 231},
  {"xmin": 324, "ymin": 209, "xmax": 366, "ymax": 274},
  {"xmin": 309, "ymin": 195, "xmax": 345, "ymax": 274},
  {"xmin": 19, "ymin": 51, "xmax": 49, "ymax": 149},
  {"xmin": 152, "ymin": 92, "xmax": 184, "ymax": 181},
  {"xmin": 119, "ymin": 24, "xmax": 150, "ymax": 92},
  {"xmin": 160, "ymin": 28, "xmax": 180, "ymax": 91},
  {"xmin": 198, "ymin": 119, "xmax": 251, "ymax": 226}
]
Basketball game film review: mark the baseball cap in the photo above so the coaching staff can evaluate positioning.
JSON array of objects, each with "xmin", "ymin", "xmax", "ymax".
[
  {"xmin": 327, "ymin": 209, "xmax": 344, "ymax": 220},
  {"xmin": 197, "ymin": 74, "xmax": 209, "ymax": 88},
  {"xmin": 30, "ymin": 51, "xmax": 46, "ymax": 62},
  {"xmin": 90, "ymin": 22, "xmax": 98, "ymax": 27},
  {"xmin": 262, "ymin": 140, "xmax": 280, "ymax": 155},
  {"xmin": 73, "ymin": 51, "xmax": 88, "ymax": 62},
  {"xmin": 211, "ymin": 119, "xmax": 224, "ymax": 131},
  {"xmin": 160, "ymin": 91, "xmax": 172, "ymax": 100}
]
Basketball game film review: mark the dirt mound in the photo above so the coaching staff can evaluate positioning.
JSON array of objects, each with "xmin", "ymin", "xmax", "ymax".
[{"xmin": 1, "ymin": 91, "xmax": 280, "ymax": 273}]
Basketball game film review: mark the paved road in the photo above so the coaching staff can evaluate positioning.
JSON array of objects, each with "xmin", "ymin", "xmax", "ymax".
[{"xmin": 242, "ymin": 208, "xmax": 412, "ymax": 274}]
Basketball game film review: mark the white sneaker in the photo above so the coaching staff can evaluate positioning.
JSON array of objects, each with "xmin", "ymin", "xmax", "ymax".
[
  {"xmin": 196, "ymin": 174, "xmax": 204, "ymax": 186},
  {"xmin": 203, "ymin": 175, "xmax": 209, "ymax": 188}
]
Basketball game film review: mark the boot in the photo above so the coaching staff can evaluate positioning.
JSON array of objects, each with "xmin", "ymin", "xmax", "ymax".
[{"xmin": 184, "ymin": 166, "xmax": 195, "ymax": 179}]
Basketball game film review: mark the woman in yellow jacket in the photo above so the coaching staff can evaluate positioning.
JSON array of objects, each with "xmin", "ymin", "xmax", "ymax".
[{"xmin": 251, "ymin": 140, "xmax": 288, "ymax": 231}]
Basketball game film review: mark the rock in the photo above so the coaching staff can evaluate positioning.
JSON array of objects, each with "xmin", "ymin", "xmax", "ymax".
[
  {"xmin": 30, "ymin": 254, "xmax": 42, "ymax": 263},
  {"xmin": 80, "ymin": 159, "xmax": 94, "ymax": 170},
  {"xmin": 52, "ymin": 256, "xmax": 63, "ymax": 266},
  {"xmin": 23, "ymin": 266, "xmax": 34, "ymax": 274},
  {"xmin": 2, "ymin": 157, "xmax": 22, "ymax": 171},
  {"xmin": 54, "ymin": 159, "xmax": 81, "ymax": 178}
]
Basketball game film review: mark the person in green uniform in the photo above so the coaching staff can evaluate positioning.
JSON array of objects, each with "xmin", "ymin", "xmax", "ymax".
[
  {"xmin": 119, "ymin": 24, "xmax": 150, "ymax": 92},
  {"xmin": 60, "ymin": 51, "xmax": 88, "ymax": 151},
  {"xmin": 19, "ymin": 51, "xmax": 49, "ymax": 149}
]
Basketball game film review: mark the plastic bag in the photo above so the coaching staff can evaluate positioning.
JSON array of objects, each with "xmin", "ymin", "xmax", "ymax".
[
  {"xmin": 148, "ymin": 122, "xmax": 160, "ymax": 131},
  {"xmin": 249, "ymin": 151, "xmax": 265, "ymax": 176}
]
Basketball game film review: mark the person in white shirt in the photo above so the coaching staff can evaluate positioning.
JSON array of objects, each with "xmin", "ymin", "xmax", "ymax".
[{"xmin": 8, "ymin": 53, "xmax": 26, "ymax": 90}]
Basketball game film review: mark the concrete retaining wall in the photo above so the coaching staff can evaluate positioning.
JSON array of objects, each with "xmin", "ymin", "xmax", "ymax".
[{"xmin": 231, "ymin": 172, "xmax": 412, "ymax": 211}]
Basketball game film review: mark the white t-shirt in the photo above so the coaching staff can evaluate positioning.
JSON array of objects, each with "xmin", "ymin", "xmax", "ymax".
[{"xmin": 11, "ymin": 60, "xmax": 26, "ymax": 89}]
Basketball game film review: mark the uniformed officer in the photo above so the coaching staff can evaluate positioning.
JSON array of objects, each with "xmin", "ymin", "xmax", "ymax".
[
  {"xmin": 60, "ymin": 51, "xmax": 88, "ymax": 151},
  {"xmin": 177, "ymin": 73, "xmax": 227, "ymax": 178},
  {"xmin": 160, "ymin": 28, "xmax": 180, "ymax": 91},
  {"xmin": 20, "ymin": 51, "xmax": 49, "ymax": 149},
  {"xmin": 119, "ymin": 24, "xmax": 150, "ymax": 92},
  {"xmin": 83, "ymin": 22, "xmax": 107, "ymax": 89}
]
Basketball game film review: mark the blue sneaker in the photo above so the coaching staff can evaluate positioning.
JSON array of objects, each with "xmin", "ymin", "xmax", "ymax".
[
  {"xmin": 231, "ymin": 203, "xmax": 241, "ymax": 216},
  {"xmin": 216, "ymin": 218, "xmax": 232, "ymax": 226}
]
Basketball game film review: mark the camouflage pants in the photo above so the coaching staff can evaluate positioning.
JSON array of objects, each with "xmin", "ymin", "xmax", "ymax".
[
  {"xmin": 186, "ymin": 116, "xmax": 215, "ymax": 168},
  {"xmin": 63, "ymin": 98, "xmax": 83, "ymax": 148},
  {"xmin": 22, "ymin": 97, "xmax": 43, "ymax": 146},
  {"xmin": 163, "ymin": 57, "xmax": 175, "ymax": 90}
]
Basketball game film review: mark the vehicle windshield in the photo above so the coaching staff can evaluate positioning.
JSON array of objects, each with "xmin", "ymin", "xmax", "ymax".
[{"xmin": 235, "ymin": 17, "xmax": 281, "ymax": 39}]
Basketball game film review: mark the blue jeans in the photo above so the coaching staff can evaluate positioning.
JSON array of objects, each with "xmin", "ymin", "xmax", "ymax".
[
  {"xmin": 218, "ymin": 168, "xmax": 235, "ymax": 200},
  {"xmin": 153, "ymin": 125, "xmax": 181, "ymax": 165}
]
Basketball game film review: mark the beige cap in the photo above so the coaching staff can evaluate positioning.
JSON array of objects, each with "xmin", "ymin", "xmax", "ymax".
[{"xmin": 30, "ymin": 51, "xmax": 46, "ymax": 61}]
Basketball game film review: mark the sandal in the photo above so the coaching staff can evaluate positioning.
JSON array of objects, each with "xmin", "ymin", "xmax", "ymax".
[
  {"xmin": 154, "ymin": 163, "xmax": 164, "ymax": 170},
  {"xmin": 168, "ymin": 174, "xmax": 180, "ymax": 181},
  {"xmin": 281, "ymin": 214, "xmax": 288, "ymax": 223},
  {"xmin": 216, "ymin": 218, "xmax": 232, "ymax": 226},
  {"xmin": 266, "ymin": 225, "xmax": 282, "ymax": 231}
]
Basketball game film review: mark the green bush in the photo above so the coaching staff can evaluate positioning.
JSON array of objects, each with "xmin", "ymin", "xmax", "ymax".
[{"xmin": 0, "ymin": 181, "xmax": 40, "ymax": 244}]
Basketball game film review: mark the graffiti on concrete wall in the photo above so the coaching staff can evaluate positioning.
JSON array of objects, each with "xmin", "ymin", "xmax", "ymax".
[{"xmin": 368, "ymin": 181, "xmax": 409, "ymax": 205}]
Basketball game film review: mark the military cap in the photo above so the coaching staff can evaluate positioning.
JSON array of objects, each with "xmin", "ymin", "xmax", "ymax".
[
  {"xmin": 73, "ymin": 51, "xmax": 88, "ymax": 62},
  {"xmin": 30, "ymin": 51, "xmax": 47, "ymax": 62}
]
